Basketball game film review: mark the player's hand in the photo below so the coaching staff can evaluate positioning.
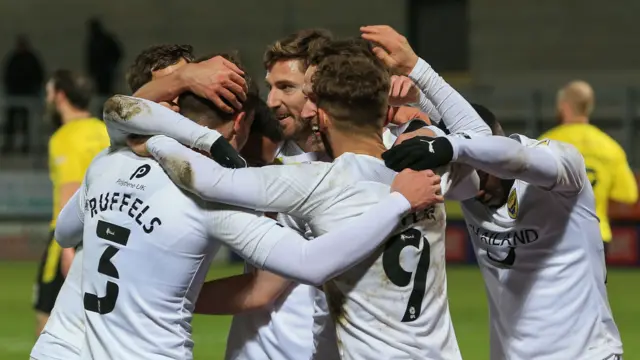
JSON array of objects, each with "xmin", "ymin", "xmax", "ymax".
[
  {"xmin": 391, "ymin": 169, "xmax": 443, "ymax": 211},
  {"xmin": 360, "ymin": 25, "xmax": 419, "ymax": 76},
  {"xmin": 179, "ymin": 56, "xmax": 248, "ymax": 113},
  {"xmin": 387, "ymin": 105, "xmax": 430, "ymax": 127},
  {"xmin": 389, "ymin": 75, "xmax": 420, "ymax": 106},
  {"xmin": 383, "ymin": 136, "xmax": 454, "ymax": 172},
  {"xmin": 126, "ymin": 135, "xmax": 152, "ymax": 157}
]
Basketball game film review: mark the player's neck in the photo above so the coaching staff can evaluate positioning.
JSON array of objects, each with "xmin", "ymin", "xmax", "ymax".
[
  {"xmin": 330, "ymin": 129, "xmax": 386, "ymax": 159},
  {"xmin": 293, "ymin": 130, "xmax": 315, "ymax": 153},
  {"xmin": 563, "ymin": 116, "xmax": 589, "ymax": 125},
  {"xmin": 60, "ymin": 106, "xmax": 91, "ymax": 125}
]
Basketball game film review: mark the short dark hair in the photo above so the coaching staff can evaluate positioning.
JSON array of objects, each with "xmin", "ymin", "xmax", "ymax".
[
  {"xmin": 126, "ymin": 44, "xmax": 195, "ymax": 93},
  {"xmin": 471, "ymin": 103, "xmax": 504, "ymax": 136},
  {"xmin": 250, "ymin": 98, "xmax": 284, "ymax": 142},
  {"xmin": 263, "ymin": 28, "xmax": 333, "ymax": 71},
  {"xmin": 50, "ymin": 69, "xmax": 94, "ymax": 110},
  {"xmin": 312, "ymin": 54, "xmax": 389, "ymax": 133},
  {"xmin": 178, "ymin": 52, "xmax": 259, "ymax": 127},
  {"xmin": 308, "ymin": 38, "xmax": 380, "ymax": 68}
]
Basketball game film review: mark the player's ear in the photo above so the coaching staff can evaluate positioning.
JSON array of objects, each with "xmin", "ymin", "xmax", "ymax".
[
  {"xmin": 232, "ymin": 111, "xmax": 246, "ymax": 134},
  {"xmin": 55, "ymin": 90, "xmax": 67, "ymax": 106},
  {"xmin": 318, "ymin": 108, "xmax": 331, "ymax": 132}
]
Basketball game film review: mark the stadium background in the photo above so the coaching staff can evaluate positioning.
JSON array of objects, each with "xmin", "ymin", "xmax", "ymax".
[{"xmin": 1, "ymin": 0, "xmax": 639, "ymax": 358}]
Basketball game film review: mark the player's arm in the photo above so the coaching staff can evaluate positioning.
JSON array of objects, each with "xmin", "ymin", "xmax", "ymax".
[
  {"xmin": 50, "ymin": 140, "xmax": 86, "ymax": 275},
  {"xmin": 103, "ymin": 95, "xmax": 246, "ymax": 168},
  {"xmin": 206, "ymin": 192, "xmax": 413, "ymax": 286},
  {"xmin": 385, "ymin": 135, "xmax": 585, "ymax": 193},
  {"xmin": 361, "ymin": 26, "xmax": 490, "ymax": 137},
  {"xmin": 54, "ymin": 186, "xmax": 85, "ymax": 249},
  {"xmin": 206, "ymin": 170, "xmax": 440, "ymax": 286},
  {"xmin": 391, "ymin": 123, "xmax": 482, "ymax": 201},
  {"xmin": 610, "ymin": 151, "xmax": 638, "ymax": 204},
  {"xmin": 408, "ymin": 60, "xmax": 491, "ymax": 137},
  {"xmin": 451, "ymin": 136, "xmax": 585, "ymax": 193},
  {"xmin": 195, "ymin": 269, "xmax": 292, "ymax": 315},
  {"xmin": 132, "ymin": 56, "xmax": 246, "ymax": 113},
  {"xmin": 146, "ymin": 135, "xmax": 327, "ymax": 220}
]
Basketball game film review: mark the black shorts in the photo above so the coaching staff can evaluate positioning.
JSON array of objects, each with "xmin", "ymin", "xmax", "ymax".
[{"xmin": 33, "ymin": 230, "xmax": 65, "ymax": 314}]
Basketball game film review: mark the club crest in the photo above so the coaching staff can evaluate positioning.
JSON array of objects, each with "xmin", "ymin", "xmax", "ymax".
[{"xmin": 507, "ymin": 188, "xmax": 518, "ymax": 219}]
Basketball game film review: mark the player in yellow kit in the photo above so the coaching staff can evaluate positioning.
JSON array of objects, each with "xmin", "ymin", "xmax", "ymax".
[
  {"xmin": 34, "ymin": 69, "xmax": 110, "ymax": 335},
  {"xmin": 541, "ymin": 80, "xmax": 638, "ymax": 255}
]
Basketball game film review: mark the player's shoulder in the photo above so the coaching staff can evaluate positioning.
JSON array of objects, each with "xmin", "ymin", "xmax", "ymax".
[
  {"xmin": 514, "ymin": 133, "xmax": 585, "ymax": 166},
  {"xmin": 86, "ymin": 148, "xmax": 155, "ymax": 182},
  {"xmin": 587, "ymin": 127, "xmax": 627, "ymax": 158},
  {"xmin": 333, "ymin": 152, "xmax": 396, "ymax": 184}
]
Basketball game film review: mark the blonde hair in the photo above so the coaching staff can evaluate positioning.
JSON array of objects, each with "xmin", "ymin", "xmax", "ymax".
[{"xmin": 558, "ymin": 80, "xmax": 595, "ymax": 117}]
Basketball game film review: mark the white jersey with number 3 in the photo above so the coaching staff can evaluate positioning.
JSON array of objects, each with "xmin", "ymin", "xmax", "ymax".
[
  {"xmin": 76, "ymin": 149, "xmax": 292, "ymax": 360},
  {"xmin": 460, "ymin": 135, "xmax": 623, "ymax": 360}
]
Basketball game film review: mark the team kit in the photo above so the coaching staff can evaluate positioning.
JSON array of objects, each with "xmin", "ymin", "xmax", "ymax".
[{"xmin": 30, "ymin": 25, "xmax": 623, "ymax": 360}]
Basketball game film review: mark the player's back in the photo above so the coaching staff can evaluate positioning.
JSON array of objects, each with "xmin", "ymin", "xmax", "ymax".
[
  {"xmin": 308, "ymin": 153, "xmax": 460, "ymax": 360},
  {"xmin": 49, "ymin": 118, "xmax": 109, "ymax": 226},
  {"xmin": 541, "ymin": 123, "xmax": 637, "ymax": 241},
  {"xmin": 79, "ymin": 148, "xmax": 221, "ymax": 360},
  {"xmin": 461, "ymin": 135, "xmax": 622, "ymax": 359}
]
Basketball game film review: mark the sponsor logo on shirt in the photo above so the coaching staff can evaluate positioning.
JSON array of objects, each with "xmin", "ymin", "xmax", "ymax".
[
  {"xmin": 116, "ymin": 179, "xmax": 146, "ymax": 191},
  {"xmin": 467, "ymin": 223, "xmax": 540, "ymax": 247},
  {"xmin": 115, "ymin": 165, "xmax": 151, "ymax": 191}
]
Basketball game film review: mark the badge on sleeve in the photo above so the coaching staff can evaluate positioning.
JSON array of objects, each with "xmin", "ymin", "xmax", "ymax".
[{"xmin": 507, "ymin": 188, "xmax": 519, "ymax": 219}]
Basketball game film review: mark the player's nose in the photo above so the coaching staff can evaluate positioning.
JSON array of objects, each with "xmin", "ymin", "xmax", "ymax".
[
  {"xmin": 301, "ymin": 99, "xmax": 317, "ymax": 119},
  {"xmin": 266, "ymin": 89, "xmax": 282, "ymax": 108}
]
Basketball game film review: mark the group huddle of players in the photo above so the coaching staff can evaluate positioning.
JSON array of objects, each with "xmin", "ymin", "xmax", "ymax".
[{"xmin": 29, "ymin": 25, "xmax": 626, "ymax": 360}]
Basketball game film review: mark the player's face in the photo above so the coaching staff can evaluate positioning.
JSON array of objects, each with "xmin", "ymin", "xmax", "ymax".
[
  {"xmin": 301, "ymin": 66, "xmax": 318, "ymax": 128},
  {"xmin": 265, "ymin": 60, "xmax": 310, "ymax": 140},
  {"xmin": 475, "ymin": 121, "xmax": 512, "ymax": 207},
  {"xmin": 475, "ymin": 171, "xmax": 511, "ymax": 207},
  {"xmin": 44, "ymin": 80, "xmax": 62, "ymax": 129},
  {"xmin": 301, "ymin": 65, "xmax": 333, "ymax": 158}
]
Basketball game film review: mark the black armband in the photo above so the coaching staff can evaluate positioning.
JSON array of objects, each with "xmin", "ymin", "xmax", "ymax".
[
  {"xmin": 209, "ymin": 137, "xmax": 247, "ymax": 169},
  {"xmin": 403, "ymin": 119, "xmax": 429, "ymax": 134}
]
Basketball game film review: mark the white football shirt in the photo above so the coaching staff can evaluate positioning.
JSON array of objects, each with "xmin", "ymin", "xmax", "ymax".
[
  {"xmin": 30, "ymin": 248, "xmax": 85, "ymax": 360},
  {"xmin": 146, "ymin": 143, "xmax": 467, "ymax": 359},
  {"xmin": 459, "ymin": 135, "xmax": 623, "ymax": 360},
  {"xmin": 74, "ymin": 149, "xmax": 295, "ymax": 360},
  {"xmin": 225, "ymin": 142, "xmax": 328, "ymax": 360}
]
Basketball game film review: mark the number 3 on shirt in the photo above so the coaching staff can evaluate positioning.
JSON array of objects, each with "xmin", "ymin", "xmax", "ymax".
[
  {"xmin": 84, "ymin": 220, "xmax": 130, "ymax": 315},
  {"xmin": 382, "ymin": 228, "xmax": 430, "ymax": 322}
]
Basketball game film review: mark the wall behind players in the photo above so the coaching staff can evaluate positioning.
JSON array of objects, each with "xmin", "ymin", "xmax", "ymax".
[
  {"xmin": 0, "ymin": 0, "xmax": 406, "ymax": 94},
  {"xmin": 469, "ymin": 0, "xmax": 640, "ymax": 87}
]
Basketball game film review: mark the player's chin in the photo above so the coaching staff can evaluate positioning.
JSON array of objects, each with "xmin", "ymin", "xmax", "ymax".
[{"xmin": 279, "ymin": 118, "xmax": 297, "ymax": 138}]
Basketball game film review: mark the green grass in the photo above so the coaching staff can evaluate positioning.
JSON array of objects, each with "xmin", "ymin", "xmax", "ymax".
[{"xmin": 1, "ymin": 262, "xmax": 638, "ymax": 359}]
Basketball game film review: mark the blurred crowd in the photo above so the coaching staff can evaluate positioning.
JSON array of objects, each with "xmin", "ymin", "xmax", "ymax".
[{"xmin": 1, "ymin": 18, "xmax": 121, "ymax": 154}]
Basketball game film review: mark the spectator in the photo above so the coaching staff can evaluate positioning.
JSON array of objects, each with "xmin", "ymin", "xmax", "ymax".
[
  {"xmin": 86, "ymin": 18, "xmax": 122, "ymax": 95},
  {"xmin": 2, "ymin": 34, "xmax": 44, "ymax": 153}
]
